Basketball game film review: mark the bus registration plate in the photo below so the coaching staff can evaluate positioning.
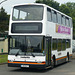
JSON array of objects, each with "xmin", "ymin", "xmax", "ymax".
[{"xmin": 21, "ymin": 65, "xmax": 29, "ymax": 68}]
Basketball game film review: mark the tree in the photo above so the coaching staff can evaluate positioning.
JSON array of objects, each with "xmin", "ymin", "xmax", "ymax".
[
  {"xmin": 0, "ymin": 7, "xmax": 9, "ymax": 25},
  {"xmin": 66, "ymin": 2, "xmax": 75, "ymax": 10},
  {"xmin": 0, "ymin": 7, "xmax": 10, "ymax": 32},
  {"xmin": 36, "ymin": 0, "xmax": 59, "ymax": 10},
  {"xmin": 59, "ymin": 4, "xmax": 70, "ymax": 15}
]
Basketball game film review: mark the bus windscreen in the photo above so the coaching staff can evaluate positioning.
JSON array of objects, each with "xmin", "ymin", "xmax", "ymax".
[{"xmin": 9, "ymin": 36, "xmax": 45, "ymax": 56}]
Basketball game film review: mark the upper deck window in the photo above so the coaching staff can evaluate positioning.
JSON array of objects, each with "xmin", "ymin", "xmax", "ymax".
[
  {"xmin": 57, "ymin": 13, "xmax": 61, "ymax": 24},
  {"xmin": 70, "ymin": 19, "xmax": 73, "ymax": 27},
  {"xmin": 52, "ymin": 10, "xmax": 57, "ymax": 23},
  {"xmin": 12, "ymin": 5, "xmax": 44, "ymax": 21},
  {"xmin": 47, "ymin": 8, "xmax": 51, "ymax": 21},
  {"xmin": 66, "ymin": 17, "xmax": 69, "ymax": 26},
  {"xmin": 62, "ymin": 15, "xmax": 65, "ymax": 25}
]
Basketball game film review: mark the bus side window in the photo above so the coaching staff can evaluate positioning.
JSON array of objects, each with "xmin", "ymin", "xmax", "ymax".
[
  {"xmin": 57, "ymin": 13, "xmax": 62, "ymax": 24},
  {"xmin": 52, "ymin": 10, "xmax": 57, "ymax": 23},
  {"xmin": 58, "ymin": 39, "xmax": 62, "ymax": 51},
  {"xmin": 66, "ymin": 17, "xmax": 69, "ymax": 27},
  {"xmin": 62, "ymin": 15, "xmax": 65, "ymax": 26},
  {"xmin": 52, "ymin": 39, "xmax": 57, "ymax": 50},
  {"xmin": 66, "ymin": 39, "xmax": 71, "ymax": 48},
  {"xmin": 47, "ymin": 8, "xmax": 51, "ymax": 22},
  {"xmin": 62, "ymin": 39, "xmax": 66, "ymax": 51},
  {"xmin": 70, "ymin": 19, "xmax": 73, "ymax": 27}
]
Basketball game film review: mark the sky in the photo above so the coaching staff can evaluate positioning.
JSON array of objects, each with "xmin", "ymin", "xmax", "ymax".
[{"xmin": 0, "ymin": 0, "xmax": 75, "ymax": 14}]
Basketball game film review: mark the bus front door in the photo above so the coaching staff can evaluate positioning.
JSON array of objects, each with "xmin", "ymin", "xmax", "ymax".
[{"xmin": 45, "ymin": 37, "xmax": 51, "ymax": 67}]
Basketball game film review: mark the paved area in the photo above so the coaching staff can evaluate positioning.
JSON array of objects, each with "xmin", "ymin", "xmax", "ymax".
[{"xmin": 0, "ymin": 59, "xmax": 75, "ymax": 75}]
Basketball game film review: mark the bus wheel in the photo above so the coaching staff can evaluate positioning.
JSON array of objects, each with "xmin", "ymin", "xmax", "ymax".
[
  {"xmin": 51, "ymin": 56, "xmax": 56, "ymax": 68},
  {"xmin": 66, "ymin": 53, "xmax": 69, "ymax": 62},
  {"xmin": 51, "ymin": 59, "xmax": 54, "ymax": 69}
]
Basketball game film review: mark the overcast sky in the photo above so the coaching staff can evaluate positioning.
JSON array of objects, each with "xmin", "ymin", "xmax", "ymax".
[{"xmin": 0, "ymin": 0, "xmax": 75, "ymax": 14}]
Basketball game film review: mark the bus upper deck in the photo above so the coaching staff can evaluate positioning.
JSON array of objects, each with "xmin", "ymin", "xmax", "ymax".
[{"xmin": 9, "ymin": 3, "xmax": 72, "ymax": 36}]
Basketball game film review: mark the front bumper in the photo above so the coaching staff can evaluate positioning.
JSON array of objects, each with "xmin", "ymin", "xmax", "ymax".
[{"xmin": 8, "ymin": 63, "xmax": 46, "ymax": 69}]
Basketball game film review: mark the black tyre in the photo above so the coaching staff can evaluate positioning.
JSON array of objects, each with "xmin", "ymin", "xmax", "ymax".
[
  {"xmin": 51, "ymin": 56, "xmax": 56, "ymax": 68},
  {"xmin": 51, "ymin": 59, "xmax": 54, "ymax": 69},
  {"xmin": 66, "ymin": 53, "xmax": 69, "ymax": 62}
]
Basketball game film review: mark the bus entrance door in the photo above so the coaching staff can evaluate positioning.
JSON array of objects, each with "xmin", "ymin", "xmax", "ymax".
[{"xmin": 45, "ymin": 37, "xmax": 51, "ymax": 67}]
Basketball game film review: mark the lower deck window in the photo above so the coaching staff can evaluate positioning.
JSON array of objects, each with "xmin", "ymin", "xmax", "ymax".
[
  {"xmin": 52, "ymin": 39, "xmax": 71, "ymax": 51},
  {"xmin": 58, "ymin": 39, "xmax": 62, "ymax": 51},
  {"xmin": 62, "ymin": 39, "xmax": 66, "ymax": 50},
  {"xmin": 52, "ymin": 39, "xmax": 57, "ymax": 50}
]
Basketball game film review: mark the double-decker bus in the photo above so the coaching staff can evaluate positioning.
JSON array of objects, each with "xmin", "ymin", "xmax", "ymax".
[{"xmin": 8, "ymin": 3, "xmax": 73, "ymax": 69}]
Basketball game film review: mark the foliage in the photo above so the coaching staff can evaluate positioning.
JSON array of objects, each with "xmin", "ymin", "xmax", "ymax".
[
  {"xmin": 35, "ymin": 0, "xmax": 75, "ymax": 39},
  {"xmin": 59, "ymin": 4, "xmax": 70, "ymax": 15},
  {"xmin": 36, "ymin": 0, "xmax": 59, "ymax": 10},
  {"xmin": 0, "ymin": 7, "xmax": 9, "ymax": 32}
]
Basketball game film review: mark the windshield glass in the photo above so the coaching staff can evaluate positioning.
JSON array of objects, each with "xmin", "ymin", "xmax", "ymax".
[
  {"xmin": 12, "ymin": 5, "xmax": 44, "ymax": 21},
  {"xmin": 9, "ymin": 36, "xmax": 45, "ymax": 56}
]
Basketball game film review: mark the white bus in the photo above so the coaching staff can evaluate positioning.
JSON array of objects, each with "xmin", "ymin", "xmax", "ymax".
[{"xmin": 8, "ymin": 3, "xmax": 73, "ymax": 69}]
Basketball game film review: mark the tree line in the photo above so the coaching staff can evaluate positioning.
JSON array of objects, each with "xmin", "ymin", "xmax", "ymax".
[{"xmin": 36, "ymin": 0, "xmax": 75, "ymax": 39}]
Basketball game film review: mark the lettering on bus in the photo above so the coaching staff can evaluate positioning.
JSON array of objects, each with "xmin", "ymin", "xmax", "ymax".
[{"xmin": 56, "ymin": 24, "xmax": 71, "ymax": 35}]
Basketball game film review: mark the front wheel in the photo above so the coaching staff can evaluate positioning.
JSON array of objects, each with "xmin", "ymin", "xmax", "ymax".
[
  {"xmin": 66, "ymin": 53, "xmax": 69, "ymax": 62},
  {"xmin": 51, "ymin": 58, "xmax": 56, "ymax": 68},
  {"xmin": 51, "ymin": 60, "xmax": 54, "ymax": 69}
]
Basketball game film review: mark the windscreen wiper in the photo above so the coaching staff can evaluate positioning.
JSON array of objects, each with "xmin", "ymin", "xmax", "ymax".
[
  {"xmin": 31, "ymin": 53, "xmax": 35, "ymax": 57},
  {"xmin": 15, "ymin": 51, "xmax": 19, "ymax": 56}
]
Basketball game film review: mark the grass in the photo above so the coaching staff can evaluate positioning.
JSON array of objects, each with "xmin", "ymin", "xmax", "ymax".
[{"xmin": 0, "ymin": 54, "xmax": 8, "ymax": 64}]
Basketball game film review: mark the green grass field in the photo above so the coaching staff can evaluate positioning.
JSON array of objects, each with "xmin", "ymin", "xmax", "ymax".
[{"xmin": 0, "ymin": 54, "xmax": 8, "ymax": 64}]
